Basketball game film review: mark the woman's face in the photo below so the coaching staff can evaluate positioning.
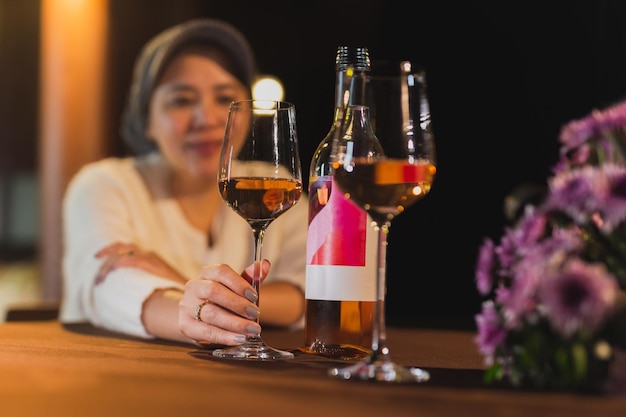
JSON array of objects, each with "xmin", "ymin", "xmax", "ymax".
[{"xmin": 146, "ymin": 49, "xmax": 250, "ymax": 182}]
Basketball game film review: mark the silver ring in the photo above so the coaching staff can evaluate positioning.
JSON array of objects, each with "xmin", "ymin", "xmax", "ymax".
[{"xmin": 194, "ymin": 301, "xmax": 209, "ymax": 322}]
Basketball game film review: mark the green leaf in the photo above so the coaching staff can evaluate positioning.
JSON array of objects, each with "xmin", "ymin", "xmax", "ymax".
[
  {"xmin": 571, "ymin": 342, "xmax": 587, "ymax": 382},
  {"xmin": 484, "ymin": 364, "xmax": 503, "ymax": 383}
]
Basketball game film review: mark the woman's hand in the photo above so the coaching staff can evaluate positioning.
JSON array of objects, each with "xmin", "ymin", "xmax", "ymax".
[
  {"xmin": 95, "ymin": 242, "xmax": 187, "ymax": 285},
  {"xmin": 178, "ymin": 261, "xmax": 269, "ymax": 346}
]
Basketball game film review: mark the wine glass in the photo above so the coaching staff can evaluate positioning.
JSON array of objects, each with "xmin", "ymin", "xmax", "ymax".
[
  {"xmin": 327, "ymin": 61, "xmax": 436, "ymax": 382},
  {"xmin": 214, "ymin": 99, "xmax": 303, "ymax": 360}
]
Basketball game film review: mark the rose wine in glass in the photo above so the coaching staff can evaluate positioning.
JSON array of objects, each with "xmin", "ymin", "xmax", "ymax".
[
  {"xmin": 214, "ymin": 99, "xmax": 302, "ymax": 360},
  {"xmin": 327, "ymin": 61, "xmax": 436, "ymax": 382}
]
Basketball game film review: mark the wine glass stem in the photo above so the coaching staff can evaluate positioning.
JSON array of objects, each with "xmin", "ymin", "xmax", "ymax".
[
  {"xmin": 371, "ymin": 222, "xmax": 391, "ymax": 361},
  {"xmin": 251, "ymin": 228, "xmax": 265, "ymax": 331}
]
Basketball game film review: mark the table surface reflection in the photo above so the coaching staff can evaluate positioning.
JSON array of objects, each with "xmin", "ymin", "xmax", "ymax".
[{"xmin": 0, "ymin": 320, "xmax": 623, "ymax": 417}]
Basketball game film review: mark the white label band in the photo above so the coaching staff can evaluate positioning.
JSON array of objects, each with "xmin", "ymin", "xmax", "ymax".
[{"xmin": 305, "ymin": 264, "xmax": 377, "ymax": 301}]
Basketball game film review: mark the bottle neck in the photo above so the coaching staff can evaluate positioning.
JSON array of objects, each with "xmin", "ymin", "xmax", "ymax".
[
  {"xmin": 344, "ymin": 105, "xmax": 374, "ymax": 141},
  {"xmin": 333, "ymin": 69, "xmax": 369, "ymax": 114}
]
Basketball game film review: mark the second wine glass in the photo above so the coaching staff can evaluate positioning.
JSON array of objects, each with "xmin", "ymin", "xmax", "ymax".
[
  {"xmin": 327, "ymin": 61, "xmax": 436, "ymax": 382},
  {"xmin": 214, "ymin": 99, "xmax": 303, "ymax": 360}
]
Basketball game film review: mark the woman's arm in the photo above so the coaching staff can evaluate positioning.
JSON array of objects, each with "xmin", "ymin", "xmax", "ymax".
[
  {"xmin": 62, "ymin": 159, "xmax": 186, "ymax": 337},
  {"xmin": 256, "ymin": 281, "xmax": 304, "ymax": 327},
  {"xmin": 141, "ymin": 261, "xmax": 303, "ymax": 345},
  {"xmin": 141, "ymin": 288, "xmax": 189, "ymax": 343},
  {"xmin": 145, "ymin": 262, "xmax": 278, "ymax": 346}
]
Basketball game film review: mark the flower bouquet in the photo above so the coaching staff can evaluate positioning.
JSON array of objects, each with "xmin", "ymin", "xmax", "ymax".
[{"xmin": 474, "ymin": 101, "xmax": 626, "ymax": 393}]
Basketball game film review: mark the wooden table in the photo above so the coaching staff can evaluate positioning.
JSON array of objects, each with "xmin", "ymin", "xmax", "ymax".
[{"xmin": 0, "ymin": 320, "xmax": 623, "ymax": 417}]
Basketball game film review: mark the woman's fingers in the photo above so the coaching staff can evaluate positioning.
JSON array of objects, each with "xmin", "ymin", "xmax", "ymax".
[
  {"xmin": 189, "ymin": 266, "xmax": 260, "ymax": 320},
  {"xmin": 94, "ymin": 243, "xmax": 186, "ymax": 285},
  {"xmin": 241, "ymin": 259, "xmax": 271, "ymax": 285},
  {"xmin": 178, "ymin": 262, "xmax": 272, "ymax": 346},
  {"xmin": 95, "ymin": 242, "xmax": 136, "ymax": 258},
  {"xmin": 94, "ymin": 243, "xmax": 136, "ymax": 284},
  {"xmin": 196, "ymin": 263, "xmax": 260, "ymax": 302},
  {"xmin": 179, "ymin": 295, "xmax": 260, "ymax": 346}
]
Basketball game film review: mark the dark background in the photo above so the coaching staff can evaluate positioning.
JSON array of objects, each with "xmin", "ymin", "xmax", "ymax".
[{"xmin": 2, "ymin": 0, "xmax": 626, "ymax": 328}]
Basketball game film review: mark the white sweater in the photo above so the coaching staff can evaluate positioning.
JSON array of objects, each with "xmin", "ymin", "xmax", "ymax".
[{"xmin": 60, "ymin": 154, "xmax": 308, "ymax": 338}]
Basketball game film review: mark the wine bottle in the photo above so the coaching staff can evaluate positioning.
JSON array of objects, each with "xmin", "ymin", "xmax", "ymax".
[{"xmin": 303, "ymin": 46, "xmax": 378, "ymax": 359}]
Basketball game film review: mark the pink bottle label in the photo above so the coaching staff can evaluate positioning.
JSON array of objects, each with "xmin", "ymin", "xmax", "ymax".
[{"xmin": 307, "ymin": 176, "xmax": 368, "ymax": 266}]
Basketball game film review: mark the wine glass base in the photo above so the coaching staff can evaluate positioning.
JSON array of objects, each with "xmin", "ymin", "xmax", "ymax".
[
  {"xmin": 212, "ymin": 336, "xmax": 294, "ymax": 360},
  {"xmin": 328, "ymin": 359, "xmax": 430, "ymax": 383}
]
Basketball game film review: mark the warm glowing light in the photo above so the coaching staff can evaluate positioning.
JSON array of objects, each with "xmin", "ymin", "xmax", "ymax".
[{"xmin": 252, "ymin": 76, "xmax": 284, "ymax": 101}]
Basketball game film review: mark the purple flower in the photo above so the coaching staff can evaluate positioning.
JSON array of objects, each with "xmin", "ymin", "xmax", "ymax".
[
  {"xmin": 559, "ymin": 117, "xmax": 597, "ymax": 150},
  {"xmin": 475, "ymin": 238, "xmax": 496, "ymax": 296},
  {"xmin": 474, "ymin": 301, "xmax": 507, "ymax": 360},
  {"xmin": 595, "ymin": 164, "xmax": 626, "ymax": 232},
  {"xmin": 539, "ymin": 258, "xmax": 617, "ymax": 337},
  {"xmin": 554, "ymin": 143, "xmax": 591, "ymax": 174},
  {"xmin": 513, "ymin": 206, "xmax": 548, "ymax": 250},
  {"xmin": 545, "ymin": 166, "xmax": 609, "ymax": 223},
  {"xmin": 536, "ymin": 225, "xmax": 584, "ymax": 260},
  {"xmin": 559, "ymin": 102, "xmax": 626, "ymax": 150},
  {"xmin": 494, "ymin": 207, "xmax": 548, "ymax": 273},
  {"xmin": 557, "ymin": 101, "xmax": 626, "ymax": 170},
  {"xmin": 475, "ymin": 100, "xmax": 626, "ymax": 391},
  {"xmin": 497, "ymin": 258, "xmax": 540, "ymax": 329}
]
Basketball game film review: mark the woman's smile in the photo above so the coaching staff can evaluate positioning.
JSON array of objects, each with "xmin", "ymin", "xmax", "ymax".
[{"xmin": 184, "ymin": 140, "xmax": 222, "ymax": 157}]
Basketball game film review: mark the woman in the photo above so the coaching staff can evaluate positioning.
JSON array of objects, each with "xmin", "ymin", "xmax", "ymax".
[{"xmin": 60, "ymin": 18, "xmax": 307, "ymax": 347}]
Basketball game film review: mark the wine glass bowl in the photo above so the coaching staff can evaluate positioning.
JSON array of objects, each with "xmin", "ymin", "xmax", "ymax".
[
  {"xmin": 333, "ymin": 157, "xmax": 435, "ymax": 227},
  {"xmin": 214, "ymin": 99, "xmax": 302, "ymax": 360},
  {"xmin": 328, "ymin": 62, "xmax": 436, "ymax": 382}
]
